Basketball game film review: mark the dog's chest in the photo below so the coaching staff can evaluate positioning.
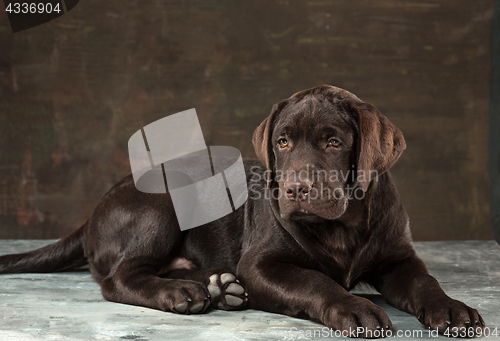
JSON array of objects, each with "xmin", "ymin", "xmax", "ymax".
[{"xmin": 315, "ymin": 227, "xmax": 375, "ymax": 290}]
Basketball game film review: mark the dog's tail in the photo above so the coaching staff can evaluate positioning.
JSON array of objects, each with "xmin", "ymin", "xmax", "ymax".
[{"xmin": 0, "ymin": 224, "xmax": 87, "ymax": 273}]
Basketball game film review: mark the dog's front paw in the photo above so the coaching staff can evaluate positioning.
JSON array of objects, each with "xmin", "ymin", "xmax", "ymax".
[
  {"xmin": 416, "ymin": 298, "xmax": 485, "ymax": 336},
  {"xmin": 324, "ymin": 296, "xmax": 392, "ymax": 338},
  {"xmin": 164, "ymin": 280, "xmax": 211, "ymax": 314},
  {"xmin": 207, "ymin": 272, "xmax": 248, "ymax": 310}
]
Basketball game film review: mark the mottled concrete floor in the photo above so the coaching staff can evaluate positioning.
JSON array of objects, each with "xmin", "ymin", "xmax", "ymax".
[{"xmin": 0, "ymin": 240, "xmax": 499, "ymax": 341}]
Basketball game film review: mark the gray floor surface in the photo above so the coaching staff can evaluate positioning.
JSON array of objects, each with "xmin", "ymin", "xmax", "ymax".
[{"xmin": 0, "ymin": 240, "xmax": 499, "ymax": 341}]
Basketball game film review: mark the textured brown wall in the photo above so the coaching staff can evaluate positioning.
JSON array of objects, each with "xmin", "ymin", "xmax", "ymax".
[{"xmin": 0, "ymin": 0, "xmax": 494, "ymax": 240}]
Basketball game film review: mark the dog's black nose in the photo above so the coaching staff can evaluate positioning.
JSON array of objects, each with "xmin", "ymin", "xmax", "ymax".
[{"xmin": 284, "ymin": 181, "xmax": 312, "ymax": 201}]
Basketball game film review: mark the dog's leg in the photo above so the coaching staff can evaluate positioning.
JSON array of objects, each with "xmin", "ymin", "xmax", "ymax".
[
  {"xmin": 100, "ymin": 257, "xmax": 211, "ymax": 314},
  {"xmin": 165, "ymin": 268, "xmax": 248, "ymax": 310},
  {"xmin": 368, "ymin": 255, "xmax": 485, "ymax": 335},
  {"xmin": 238, "ymin": 256, "xmax": 392, "ymax": 338}
]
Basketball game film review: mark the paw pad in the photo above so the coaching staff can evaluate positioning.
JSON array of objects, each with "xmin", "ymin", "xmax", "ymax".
[{"xmin": 207, "ymin": 272, "xmax": 248, "ymax": 310}]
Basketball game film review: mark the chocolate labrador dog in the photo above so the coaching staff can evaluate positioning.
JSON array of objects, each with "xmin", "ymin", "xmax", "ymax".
[{"xmin": 0, "ymin": 85, "xmax": 484, "ymax": 338}]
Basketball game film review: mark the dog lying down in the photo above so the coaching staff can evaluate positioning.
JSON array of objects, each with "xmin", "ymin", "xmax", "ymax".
[{"xmin": 0, "ymin": 85, "xmax": 484, "ymax": 338}]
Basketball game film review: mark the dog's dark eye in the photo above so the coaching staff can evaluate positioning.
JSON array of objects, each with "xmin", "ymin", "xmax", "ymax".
[
  {"xmin": 278, "ymin": 138, "xmax": 289, "ymax": 148},
  {"xmin": 327, "ymin": 138, "xmax": 341, "ymax": 148}
]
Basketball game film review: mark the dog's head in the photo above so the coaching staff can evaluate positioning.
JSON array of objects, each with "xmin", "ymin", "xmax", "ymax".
[{"xmin": 252, "ymin": 85, "xmax": 406, "ymax": 221}]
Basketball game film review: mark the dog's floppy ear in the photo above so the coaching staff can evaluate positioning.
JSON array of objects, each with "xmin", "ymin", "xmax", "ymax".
[
  {"xmin": 349, "ymin": 101, "xmax": 406, "ymax": 192},
  {"xmin": 252, "ymin": 99, "xmax": 289, "ymax": 188}
]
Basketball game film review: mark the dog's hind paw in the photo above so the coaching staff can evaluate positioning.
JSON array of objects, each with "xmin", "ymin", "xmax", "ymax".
[{"xmin": 207, "ymin": 272, "xmax": 248, "ymax": 310}]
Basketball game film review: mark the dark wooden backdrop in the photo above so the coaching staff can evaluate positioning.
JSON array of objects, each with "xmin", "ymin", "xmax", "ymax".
[
  {"xmin": 0, "ymin": 0, "xmax": 495, "ymax": 240},
  {"xmin": 489, "ymin": 0, "xmax": 500, "ymax": 243}
]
